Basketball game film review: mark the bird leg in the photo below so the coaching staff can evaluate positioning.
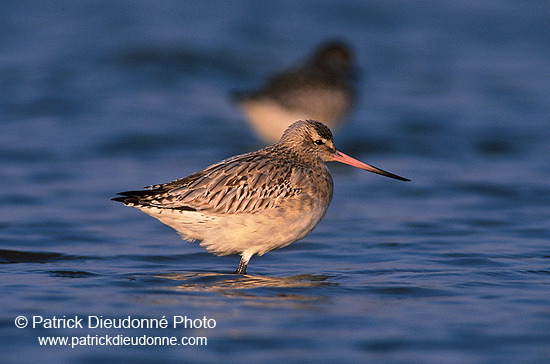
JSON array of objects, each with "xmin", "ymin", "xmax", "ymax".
[{"xmin": 234, "ymin": 254, "xmax": 251, "ymax": 275}]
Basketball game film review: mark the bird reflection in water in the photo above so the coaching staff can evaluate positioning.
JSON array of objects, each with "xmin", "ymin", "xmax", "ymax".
[{"xmin": 156, "ymin": 272, "xmax": 335, "ymax": 301}]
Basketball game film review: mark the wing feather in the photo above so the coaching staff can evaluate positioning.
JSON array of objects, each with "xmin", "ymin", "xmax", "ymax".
[{"xmin": 119, "ymin": 150, "xmax": 316, "ymax": 214}]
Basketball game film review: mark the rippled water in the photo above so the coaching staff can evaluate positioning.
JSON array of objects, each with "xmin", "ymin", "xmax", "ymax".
[{"xmin": 2, "ymin": 1, "xmax": 549, "ymax": 363}]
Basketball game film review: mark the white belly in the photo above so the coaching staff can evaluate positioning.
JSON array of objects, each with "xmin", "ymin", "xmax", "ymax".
[{"xmin": 135, "ymin": 201, "xmax": 328, "ymax": 257}]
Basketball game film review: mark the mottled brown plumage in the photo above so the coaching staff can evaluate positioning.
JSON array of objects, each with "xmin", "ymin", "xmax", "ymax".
[{"xmin": 113, "ymin": 120, "xmax": 408, "ymax": 274}]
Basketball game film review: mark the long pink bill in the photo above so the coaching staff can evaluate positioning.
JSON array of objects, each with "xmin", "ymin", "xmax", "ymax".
[{"xmin": 332, "ymin": 151, "xmax": 410, "ymax": 182}]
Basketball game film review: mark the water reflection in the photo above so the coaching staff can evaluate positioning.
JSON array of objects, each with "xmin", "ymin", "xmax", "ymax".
[
  {"xmin": 158, "ymin": 272, "xmax": 334, "ymax": 290},
  {"xmin": 154, "ymin": 272, "xmax": 335, "ymax": 304}
]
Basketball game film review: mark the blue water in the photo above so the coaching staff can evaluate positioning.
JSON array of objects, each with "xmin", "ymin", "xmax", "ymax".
[{"xmin": 1, "ymin": 1, "xmax": 549, "ymax": 363}]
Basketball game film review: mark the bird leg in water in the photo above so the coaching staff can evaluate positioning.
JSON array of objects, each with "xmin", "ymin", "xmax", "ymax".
[{"xmin": 234, "ymin": 256, "xmax": 248, "ymax": 275}]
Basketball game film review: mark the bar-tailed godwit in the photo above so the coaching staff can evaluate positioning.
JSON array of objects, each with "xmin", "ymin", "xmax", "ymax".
[
  {"xmin": 113, "ymin": 120, "xmax": 408, "ymax": 274},
  {"xmin": 233, "ymin": 41, "xmax": 356, "ymax": 143}
]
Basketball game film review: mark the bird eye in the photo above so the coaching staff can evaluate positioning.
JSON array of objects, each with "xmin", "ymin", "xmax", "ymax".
[{"xmin": 313, "ymin": 139, "xmax": 324, "ymax": 145}]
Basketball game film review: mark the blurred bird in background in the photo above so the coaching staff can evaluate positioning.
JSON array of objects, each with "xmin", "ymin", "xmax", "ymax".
[{"xmin": 233, "ymin": 41, "xmax": 357, "ymax": 144}]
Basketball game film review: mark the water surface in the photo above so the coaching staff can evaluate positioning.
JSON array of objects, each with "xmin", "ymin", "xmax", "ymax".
[{"xmin": 1, "ymin": 1, "xmax": 549, "ymax": 363}]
